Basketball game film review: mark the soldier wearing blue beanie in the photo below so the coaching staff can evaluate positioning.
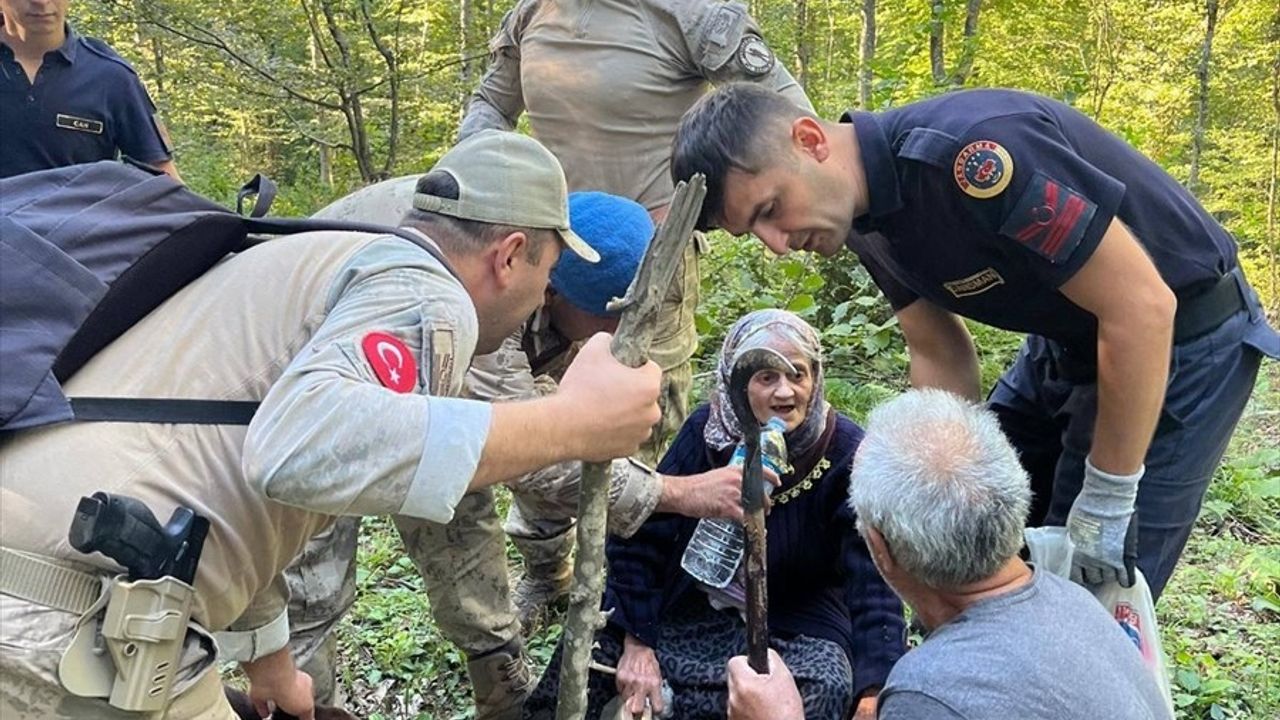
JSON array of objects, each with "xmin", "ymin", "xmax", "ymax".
[
  {"xmin": 551, "ymin": 191, "xmax": 654, "ymax": 317},
  {"xmin": 539, "ymin": 192, "xmax": 653, "ymax": 343}
]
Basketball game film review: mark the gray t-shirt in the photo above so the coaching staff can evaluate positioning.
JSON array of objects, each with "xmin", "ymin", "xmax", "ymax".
[{"xmin": 879, "ymin": 568, "xmax": 1172, "ymax": 720}]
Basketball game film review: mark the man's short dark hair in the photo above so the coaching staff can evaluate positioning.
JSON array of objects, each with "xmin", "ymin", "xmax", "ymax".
[
  {"xmin": 672, "ymin": 83, "xmax": 813, "ymax": 230},
  {"xmin": 402, "ymin": 171, "xmax": 554, "ymax": 264}
]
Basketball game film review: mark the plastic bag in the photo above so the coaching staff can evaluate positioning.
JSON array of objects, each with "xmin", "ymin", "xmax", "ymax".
[{"xmin": 1024, "ymin": 527, "xmax": 1175, "ymax": 715}]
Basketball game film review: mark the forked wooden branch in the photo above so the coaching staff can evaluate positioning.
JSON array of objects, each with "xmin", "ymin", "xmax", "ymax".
[{"xmin": 554, "ymin": 175, "xmax": 706, "ymax": 720}]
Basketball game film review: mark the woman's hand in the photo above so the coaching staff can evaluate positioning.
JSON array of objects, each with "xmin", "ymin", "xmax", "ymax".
[
  {"xmin": 617, "ymin": 634, "xmax": 665, "ymax": 716},
  {"xmin": 241, "ymin": 646, "xmax": 315, "ymax": 720}
]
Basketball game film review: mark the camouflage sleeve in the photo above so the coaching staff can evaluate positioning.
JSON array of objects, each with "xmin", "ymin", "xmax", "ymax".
[
  {"xmin": 243, "ymin": 238, "xmax": 490, "ymax": 524},
  {"xmin": 606, "ymin": 458, "xmax": 663, "ymax": 538},
  {"xmin": 458, "ymin": 1, "xmax": 534, "ymax": 140},
  {"xmin": 676, "ymin": 0, "xmax": 814, "ymax": 112},
  {"xmin": 465, "ymin": 331, "xmax": 546, "ymax": 402},
  {"xmin": 216, "ymin": 574, "xmax": 291, "ymax": 662}
]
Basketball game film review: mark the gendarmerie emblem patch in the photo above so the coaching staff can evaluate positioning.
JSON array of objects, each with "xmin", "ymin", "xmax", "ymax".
[
  {"xmin": 943, "ymin": 267, "xmax": 1005, "ymax": 298},
  {"xmin": 55, "ymin": 114, "xmax": 104, "ymax": 135},
  {"xmin": 736, "ymin": 36, "xmax": 775, "ymax": 76},
  {"xmin": 954, "ymin": 140, "xmax": 1013, "ymax": 199}
]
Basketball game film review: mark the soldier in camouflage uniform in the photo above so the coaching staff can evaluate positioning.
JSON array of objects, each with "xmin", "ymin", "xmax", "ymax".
[
  {"xmin": 458, "ymin": 0, "xmax": 815, "ymax": 621},
  {"xmin": 298, "ymin": 186, "xmax": 753, "ymax": 719}
]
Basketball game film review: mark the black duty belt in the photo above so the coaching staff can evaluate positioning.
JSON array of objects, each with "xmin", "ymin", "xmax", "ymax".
[{"xmin": 1173, "ymin": 270, "xmax": 1246, "ymax": 344}]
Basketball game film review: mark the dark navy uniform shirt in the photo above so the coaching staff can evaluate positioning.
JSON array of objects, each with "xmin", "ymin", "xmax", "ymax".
[
  {"xmin": 0, "ymin": 23, "xmax": 171, "ymax": 178},
  {"xmin": 843, "ymin": 89, "xmax": 1239, "ymax": 354}
]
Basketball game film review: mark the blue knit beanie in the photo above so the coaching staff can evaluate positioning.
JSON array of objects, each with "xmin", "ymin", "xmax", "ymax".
[{"xmin": 551, "ymin": 191, "xmax": 653, "ymax": 316}]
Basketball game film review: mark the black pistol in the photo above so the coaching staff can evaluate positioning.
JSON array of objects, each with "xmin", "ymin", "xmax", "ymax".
[{"xmin": 68, "ymin": 492, "xmax": 208, "ymax": 584}]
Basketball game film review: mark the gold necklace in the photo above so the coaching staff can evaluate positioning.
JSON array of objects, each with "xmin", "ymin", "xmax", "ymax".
[{"xmin": 772, "ymin": 458, "xmax": 832, "ymax": 505}]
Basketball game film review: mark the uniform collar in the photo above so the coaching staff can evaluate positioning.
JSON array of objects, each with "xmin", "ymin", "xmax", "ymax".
[
  {"xmin": 54, "ymin": 24, "xmax": 78, "ymax": 64},
  {"xmin": 841, "ymin": 110, "xmax": 903, "ymax": 231}
]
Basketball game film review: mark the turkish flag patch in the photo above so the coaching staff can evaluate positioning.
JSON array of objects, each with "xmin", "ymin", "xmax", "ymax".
[
  {"xmin": 998, "ymin": 171, "xmax": 1098, "ymax": 265},
  {"xmin": 361, "ymin": 332, "xmax": 417, "ymax": 394}
]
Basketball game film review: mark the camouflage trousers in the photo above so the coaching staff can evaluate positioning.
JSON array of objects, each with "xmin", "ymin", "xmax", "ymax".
[{"xmin": 284, "ymin": 238, "xmax": 700, "ymax": 702}]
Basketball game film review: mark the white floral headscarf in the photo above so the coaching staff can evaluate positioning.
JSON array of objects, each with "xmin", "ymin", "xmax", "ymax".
[{"xmin": 703, "ymin": 309, "xmax": 829, "ymax": 460}]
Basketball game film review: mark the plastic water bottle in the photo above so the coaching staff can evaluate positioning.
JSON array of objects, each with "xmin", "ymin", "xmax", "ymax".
[{"xmin": 680, "ymin": 417, "xmax": 788, "ymax": 588}]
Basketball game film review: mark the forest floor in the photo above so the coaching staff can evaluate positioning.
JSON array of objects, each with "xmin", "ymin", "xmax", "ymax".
[{"xmin": 333, "ymin": 365, "xmax": 1280, "ymax": 720}]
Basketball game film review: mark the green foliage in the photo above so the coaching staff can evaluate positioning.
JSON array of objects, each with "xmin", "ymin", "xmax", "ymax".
[
  {"xmin": 340, "ymin": 517, "xmax": 470, "ymax": 719},
  {"xmin": 695, "ymin": 232, "xmax": 909, "ymax": 384},
  {"xmin": 1158, "ymin": 367, "xmax": 1280, "ymax": 719},
  {"xmin": 69, "ymin": 0, "xmax": 1280, "ymax": 312}
]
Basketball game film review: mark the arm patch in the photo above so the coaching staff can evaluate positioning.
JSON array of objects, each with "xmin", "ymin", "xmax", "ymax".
[
  {"xmin": 999, "ymin": 171, "xmax": 1098, "ymax": 265},
  {"xmin": 735, "ymin": 35, "xmax": 775, "ymax": 76}
]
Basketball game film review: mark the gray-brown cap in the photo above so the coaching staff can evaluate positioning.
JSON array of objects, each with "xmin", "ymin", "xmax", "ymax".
[{"xmin": 412, "ymin": 130, "xmax": 599, "ymax": 263}]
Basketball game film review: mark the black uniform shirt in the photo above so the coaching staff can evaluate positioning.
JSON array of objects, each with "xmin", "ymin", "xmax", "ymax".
[
  {"xmin": 0, "ymin": 23, "xmax": 171, "ymax": 178},
  {"xmin": 843, "ymin": 89, "xmax": 1237, "ymax": 353}
]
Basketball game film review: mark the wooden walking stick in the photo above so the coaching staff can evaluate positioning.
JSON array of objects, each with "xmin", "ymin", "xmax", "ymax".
[
  {"xmin": 555, "ymin": 175, "xmax": 706, "ymax": 720},
  {"xmin": 727, "ymin": 347, "xmax": 795, "ymax": 673}
]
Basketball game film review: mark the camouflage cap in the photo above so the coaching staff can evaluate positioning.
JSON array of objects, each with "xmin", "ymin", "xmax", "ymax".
[{"xmin": 413, "ymin": 130, "xmax": 599, "ymax": 263}]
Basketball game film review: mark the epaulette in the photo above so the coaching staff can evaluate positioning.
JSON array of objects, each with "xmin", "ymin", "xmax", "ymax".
[
  {"xmin": 510, "ymin": 0, "xmax": 543, "ymax": 37},
  {"xmin": 78, "ymin": 35, "xmax": 141, "ymax": 76}
]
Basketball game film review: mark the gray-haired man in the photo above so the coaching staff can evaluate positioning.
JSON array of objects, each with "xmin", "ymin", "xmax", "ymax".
[{"xmin": 727, "ymin": 389, "xmax": 1172, "ymax": 720}]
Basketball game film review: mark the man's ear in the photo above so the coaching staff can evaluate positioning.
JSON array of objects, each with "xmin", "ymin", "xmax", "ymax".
[
  {"xmin": 864, "ymin": 525, "xmax": 897, "ymax": 575},
  {"xmin": 791, "ymin": 116, "xmax": 830, "ymax": 163},
  {"xmin": 489, "ymin": 230, "xmax": 529, "ymax": 289}
]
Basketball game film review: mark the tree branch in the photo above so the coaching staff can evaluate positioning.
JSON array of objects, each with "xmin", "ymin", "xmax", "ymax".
[
  {"xmin": 298, "ymin": 0, "xmax": 339, "ymax": 73},
  {"xmin": 555, "ymin": 176, "xmax": 707, "ymax": 720},
  {"xmin": 359, "ymin": 0, "xmax": 401, "ymax": 175},
  {"xmin": 126, "ymin": 0, "xmax": 341, "ymax": 110}
]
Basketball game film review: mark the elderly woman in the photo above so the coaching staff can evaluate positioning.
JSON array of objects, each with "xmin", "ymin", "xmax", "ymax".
[{"xmin": 525, "ymin": 310, "xmax": 906, "ymax": 720}]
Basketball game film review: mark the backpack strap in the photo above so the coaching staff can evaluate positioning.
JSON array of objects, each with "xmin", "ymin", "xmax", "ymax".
[
  {"xmin": 236, "ymin": 175, "xmax": 277, "ymax": 218},
  {"xmin": 68, "ymin": 398, "xmax": 259, "ymax": 425},
  {"xmin": 240, "ymin": 218, "xmax": 462, "ymax": 283},
  {"xmin": 60, "ymin": 219, "xmax": 458, "ymax": 427}
]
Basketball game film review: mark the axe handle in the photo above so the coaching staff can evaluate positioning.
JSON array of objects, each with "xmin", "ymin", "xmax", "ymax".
[{"xmin": 742, "ymin": 444, "xmax": 770, "ymax": 674}]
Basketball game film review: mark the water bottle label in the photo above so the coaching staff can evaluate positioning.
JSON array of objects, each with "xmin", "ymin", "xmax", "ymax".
[{"xmin": 680, "ymin": 518, "xmax": 745, "ymax": 588}]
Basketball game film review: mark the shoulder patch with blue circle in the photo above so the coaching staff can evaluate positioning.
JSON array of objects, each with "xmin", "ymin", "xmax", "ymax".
[{"xmin": 953, "ymin": 140, "xmax": 1013, "ymax": 199}]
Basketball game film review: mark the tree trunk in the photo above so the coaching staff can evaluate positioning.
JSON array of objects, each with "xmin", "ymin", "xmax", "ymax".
[
  {"xmin": 555, "ymin": 177, "xmax": 707, "ymax": 720},
  {"xmin": 859, "ymin": 0, "xmax": 876, "ymax": 107},
  {"xmin": 1188, "ymin": 0, "xmax": 1219, "ymax": 194},
  {"xmin": 794, "ymin": 0, "xmax": 809, "ymax": 91},
  {"xmin": 459, "ymin": 0, "xmax": 474, "ymax": 111},
  {"xmin": 1269, "ymin": 16, "xmax": 1279, "ymax": 313},
  {"xmin": 951, "ymin": 0, "xmax": 982, "ymax": 86},
  {"xmin": 150, "ymin": 38, "xmax": 166, "ymax": 96},
  {"xmin": 319, "ymin": 0, "xmax": 378, "ymax": 183},
  {"xmin": 1088, "ymin": 0, "xmax": 1117, "ymax": 119},
  {"xmin": 359, "ymin": 0, "xmax": 401, "ymax": 179},
  {"xmin": 929, "ymin": 1, "xmax": 946, "ymax": 85},
  {"xmin": 929, "ymin": 0, "xmax": 982, "ymax": 88},
  {"xmin": 307, "ymin": 33, "xmax": 333, "ymax": 188}
]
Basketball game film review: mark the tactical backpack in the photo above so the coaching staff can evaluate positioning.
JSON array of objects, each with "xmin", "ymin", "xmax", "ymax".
[{"xmin": 0, "ymin": 160, "xmax": 452, "ymax": 431}]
